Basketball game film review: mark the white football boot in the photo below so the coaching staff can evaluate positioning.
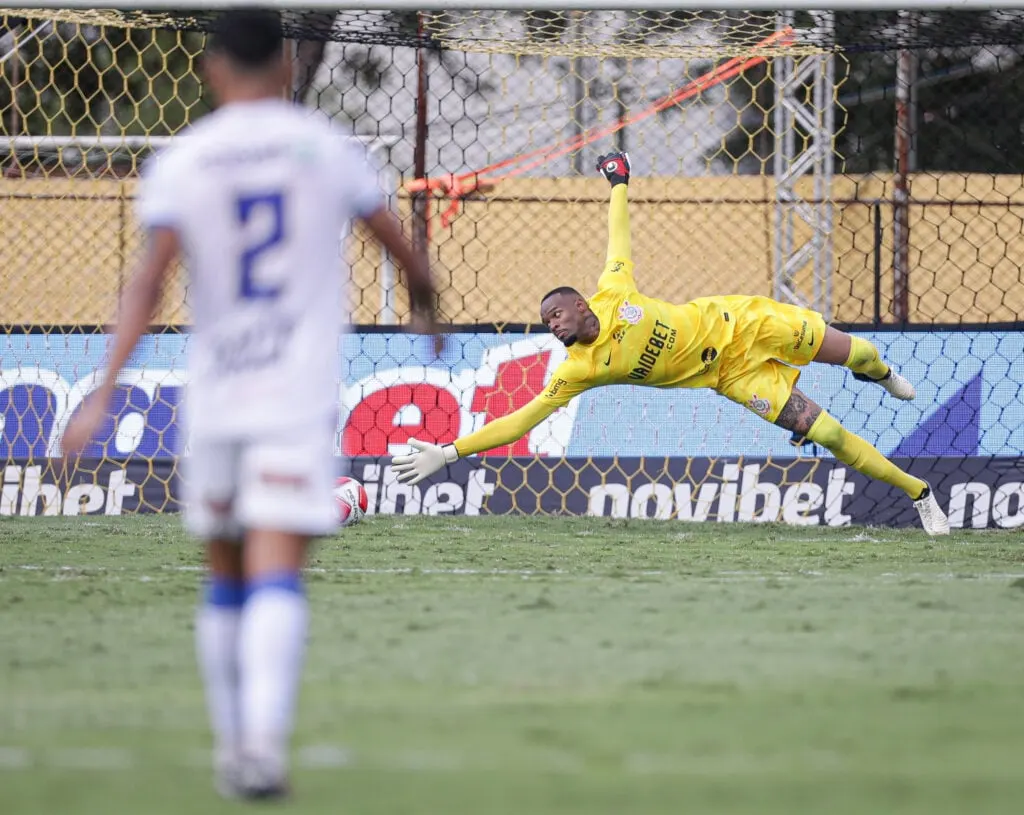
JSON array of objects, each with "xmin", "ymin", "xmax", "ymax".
[
  {"xmin": 914, "ymin": 485, "xmax": 950, "ymax": 536},
  {"xmin": 213, "ymin": 751, "xmax": 246, "ymax": 800},
  {"xmin": 238, "ymin": 749, "xmax": 290, "ymax": 801},
  {"xmin": 853, "ymin": 368, "xmax": 916, "ymax": 401},
  {"xmin": 881, "ymin": 369, "xmax": 916, "ymax": 400}
]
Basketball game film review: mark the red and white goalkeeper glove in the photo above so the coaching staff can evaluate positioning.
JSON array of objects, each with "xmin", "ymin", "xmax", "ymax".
[
  {"xmin": 596, "ymin": 151, "xmax": 630, "ymax": 186},
  {"xmin": 392, "ymin": 438, "xmax": 459, "ymax": 485}
]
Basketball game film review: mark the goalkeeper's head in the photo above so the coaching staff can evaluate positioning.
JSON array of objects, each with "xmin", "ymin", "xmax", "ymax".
[
  {"xmin": 540, "ymin": 286, "xmax": 598, "ymax": 347},
  {"xmin": 204, "ymin": 9, "xmax": 287, "ymax": 106}
]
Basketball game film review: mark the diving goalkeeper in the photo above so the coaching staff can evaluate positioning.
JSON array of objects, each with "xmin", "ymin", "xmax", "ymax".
[{"xmin": 393, "ymin": 152, "xmax": 948, "ymax": 535}]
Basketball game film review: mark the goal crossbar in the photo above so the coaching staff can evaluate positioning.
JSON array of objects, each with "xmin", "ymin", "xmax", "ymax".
[{"xmin": 7, "ymin": 1, "xmax": 1022, "ymax": 11}]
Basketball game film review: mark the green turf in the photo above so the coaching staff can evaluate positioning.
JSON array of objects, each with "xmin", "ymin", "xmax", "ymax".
[{"xmin": 2, "ymin": 515, "xmax": 1024, "ymax": 814}]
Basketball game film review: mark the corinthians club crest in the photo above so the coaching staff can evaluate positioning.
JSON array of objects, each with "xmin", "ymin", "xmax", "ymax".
[
  {"xmin": 748, "ymin": 394, "xmax": 772, "ymax": 417},
  {"xmin": 618, "ymin": 299, "xmax": 644, "ymax": 325}
]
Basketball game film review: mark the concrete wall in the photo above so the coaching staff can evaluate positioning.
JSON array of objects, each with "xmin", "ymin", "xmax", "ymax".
[{"xmin": 2, "ymin": 174, "xmax": 1022, "ymax": 325}]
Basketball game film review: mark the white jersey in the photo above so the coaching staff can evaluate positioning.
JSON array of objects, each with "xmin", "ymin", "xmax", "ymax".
[{"xmin": 137, "ymin": 98, "xmax": 381, "ymax": 440}]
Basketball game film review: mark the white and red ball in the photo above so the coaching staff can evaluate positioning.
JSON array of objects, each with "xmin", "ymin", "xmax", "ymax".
[{"xmin": 333, "ymin": 476, "xmax": 369, "ymax": 526}]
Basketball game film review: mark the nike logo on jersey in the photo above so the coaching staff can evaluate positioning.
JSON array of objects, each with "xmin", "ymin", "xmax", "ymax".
[
  {"xmin": 808, "ymin": 331, "xmax": 815, "ymax": 347},
  {"xmin": 604, "ymin": 350, "xmax": 612, "ymax": 366}
]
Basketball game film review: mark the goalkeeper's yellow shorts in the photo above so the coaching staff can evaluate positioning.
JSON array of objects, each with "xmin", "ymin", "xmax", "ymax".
[{"xmin": 713, "ymin": 297, "xmax": 828, "ymax": 423}]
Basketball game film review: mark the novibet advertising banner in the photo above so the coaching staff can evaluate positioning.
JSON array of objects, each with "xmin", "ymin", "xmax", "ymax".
[{"xmin": 2, "ymin": 330, "xmax": 1022, "ymax": 527}]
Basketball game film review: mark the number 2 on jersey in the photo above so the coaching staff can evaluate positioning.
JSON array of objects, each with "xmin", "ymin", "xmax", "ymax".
[{"xmin": 236, "ymin": 191, "xmax": 285, "ymax": 300}]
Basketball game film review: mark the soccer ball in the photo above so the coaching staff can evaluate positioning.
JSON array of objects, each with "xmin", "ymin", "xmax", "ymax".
[{"xmin": 333, "ymin": 476, "xmax": 369, "ymax": 526}]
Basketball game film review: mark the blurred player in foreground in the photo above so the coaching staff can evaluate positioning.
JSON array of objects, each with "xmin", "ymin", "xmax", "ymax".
[
  {"xmin": 393, "ymin": 151, "xmax": 948, "ymax": 536},
  {"xmin": 62, "ymin": 9, "xmax": 440, "ymax": 800}
]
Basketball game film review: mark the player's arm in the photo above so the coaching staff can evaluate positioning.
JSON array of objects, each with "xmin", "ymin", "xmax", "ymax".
[
  {"xmin": 595, "ymin": 152, "xmax": 636, "ymax": 290},
  {"xmin": 361, "ymin": 207, "xmax": 440, "ymax": 344},
  {"xmin": 456, "ymin": 397, "xmax": 556, "ymax": 457},
  {"xmin": 391, "ymin": 397, "xmax": 556, "ymax": 485},
  {"xmin": 340, "ymin": 135, "xmax": 442, "ymax": 349},
  {"xmin": 392, "ymin": 363, "xmax": 587, "ymax": 485},
  {"xmin": 61, "ymin": 227, "xmax": 179, "ymax": 454}
]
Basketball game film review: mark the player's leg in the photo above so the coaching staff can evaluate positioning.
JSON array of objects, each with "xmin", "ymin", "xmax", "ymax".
[
  {"xmin": 182, "ymin": 442, "xmax": 248, "ymax": 794},
  {"xmin": 233, "ymin": 429, "xmax": 337, "ymax": 797},
  {"xmin": 811, "ymin": 326, "xmax": 916, "ymax": 401},
  {"xmin": 775, "ymin": 386, "xmax": 948, "ymax": 535},
  {"xmin": 236, "ymin": 529, "xmax": 311, "ymax": 798},
  {"xmin": 751, "ymin": 298, "xmax": 915, "ymax": 401},
  {"xmin": 199, "ymin": 538, "xmax": 245, "ymax": 792},
  {"xmin": 717, "ymin": 361, "xmax": 948, "ymax": 534}
]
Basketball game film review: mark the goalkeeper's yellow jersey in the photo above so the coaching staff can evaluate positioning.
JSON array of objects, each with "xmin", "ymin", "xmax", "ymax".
[{"xmin": 537, "ymin": 261, "xmax": 748, "ymax": 409}]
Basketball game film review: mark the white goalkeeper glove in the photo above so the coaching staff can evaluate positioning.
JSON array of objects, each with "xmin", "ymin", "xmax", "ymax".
[{"xmin": 392, "ymin": 438, "xmax": 459, "ymax": 485}]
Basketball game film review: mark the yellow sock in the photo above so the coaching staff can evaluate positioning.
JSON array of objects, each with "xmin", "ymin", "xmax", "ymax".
[
  {"xmin": 845, "ymin": 336, "xmax": 890, "ymax": 380},
  {"xmin": 806, "ymin": 411, "xmax": 926, "ymax": 499}
]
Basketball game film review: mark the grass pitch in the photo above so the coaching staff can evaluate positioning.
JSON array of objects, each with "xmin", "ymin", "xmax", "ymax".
[{"xmin": 2, "ymin": 515, "xmax": 1024, "ymax": 814}]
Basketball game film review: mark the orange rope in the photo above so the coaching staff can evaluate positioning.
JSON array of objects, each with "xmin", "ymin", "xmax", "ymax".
[{"xmin": 406, "ymin": 27, "xmax": 796, "ymax": 233}]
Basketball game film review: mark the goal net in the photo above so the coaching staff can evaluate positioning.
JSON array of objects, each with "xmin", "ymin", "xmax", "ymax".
[{"xmin": 2, "ymin": 6, "xmax": 1022, "ymax": 527}]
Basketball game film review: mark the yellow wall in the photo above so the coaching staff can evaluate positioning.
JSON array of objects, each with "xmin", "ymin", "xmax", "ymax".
[
  {"xmin": 829, "ymin": 174, "xmax": 1024, "ymax": 324},
  {"xmin": 1, "ymin": 179, "xmax": 188, "ymax": 325},
  {"xmin": 2, "ymin": 174, "xmax": 1022, "ymax": 325}
]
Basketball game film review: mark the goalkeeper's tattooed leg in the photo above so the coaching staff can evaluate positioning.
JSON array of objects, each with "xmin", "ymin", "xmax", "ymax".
[
  {"xmin": 774, "ymin": 387, "xmax": 947, "ymax": 534},
  {"xmin": 774, "ymin": 388, "xmax": 820, "ymax": 437},
  {"xmin": 775, "ymin": 387, "xmax": 929, "ymax": 503}
]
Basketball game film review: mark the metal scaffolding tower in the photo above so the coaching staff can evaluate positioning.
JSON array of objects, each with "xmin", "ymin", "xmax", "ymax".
[{"xmin": 773, "ymin": 11, "xmax": 836, "ymax": 320}]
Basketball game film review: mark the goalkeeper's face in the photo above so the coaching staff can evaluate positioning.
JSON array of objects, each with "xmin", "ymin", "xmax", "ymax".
[{"xmin": 541, "ymin": 292, "xmax": 592, "ymax": 347}]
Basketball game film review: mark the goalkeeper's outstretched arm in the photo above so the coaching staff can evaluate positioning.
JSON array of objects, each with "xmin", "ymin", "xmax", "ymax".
[
  {"xmin": 392, "ymin": 398, "xmax": 558, "ymax": 485},
  {"xmin": 596, "ymin": 152, "xmax": 632, "ymax": 264}
]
